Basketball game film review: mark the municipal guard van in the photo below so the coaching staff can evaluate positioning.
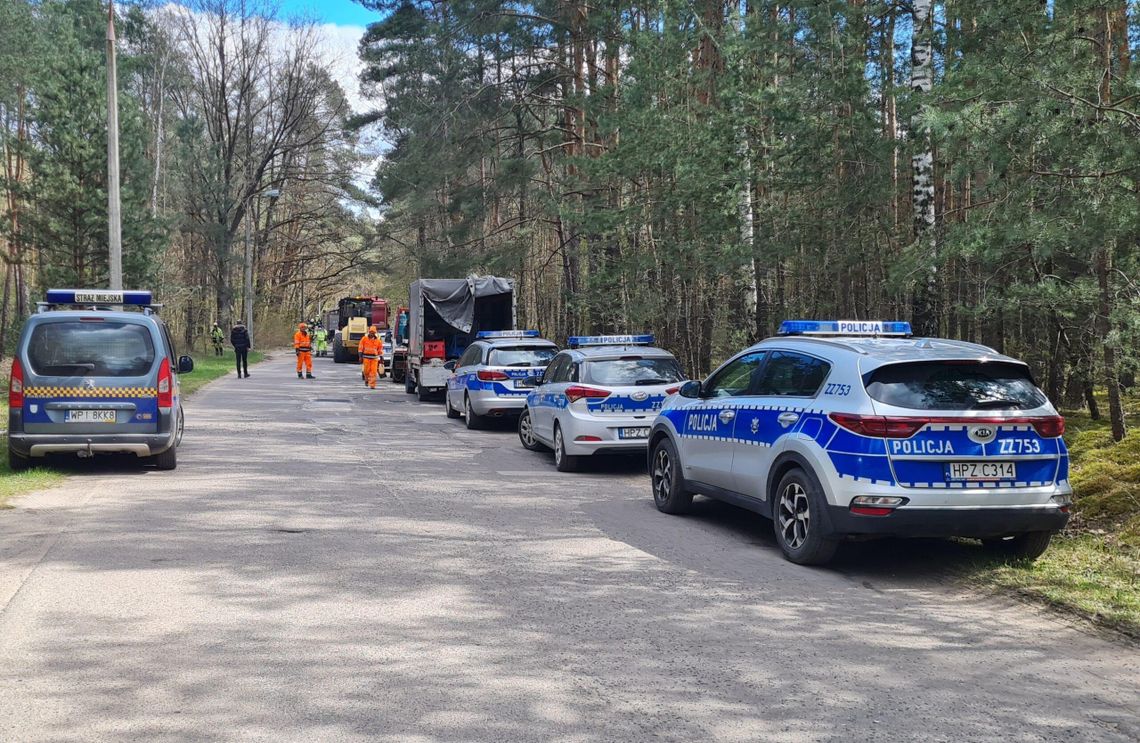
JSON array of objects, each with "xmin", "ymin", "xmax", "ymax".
[{"xmin": 7, "ymin": 289, "xmax": 194, "ymax": 470}]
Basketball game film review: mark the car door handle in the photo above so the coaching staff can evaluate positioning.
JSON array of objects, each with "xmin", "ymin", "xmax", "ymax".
[
  {"xmin": 777, "ymin": 412, "xmax": 800, "ymax": 428},
  {"xmin": 718, "ymin": 409, "xmax": 736, "ymax": 423}
]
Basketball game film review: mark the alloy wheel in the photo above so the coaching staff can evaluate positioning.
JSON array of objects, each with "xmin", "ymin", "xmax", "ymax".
[
  {"xmin": 652, "ymin": 447, "xmax": 672, "ymax": 503},
  {"xmin": 554, "ymin": 428, "xmax": 564, "ymax": 467},
  {"xmin": 520, "ymin": 411, "xmax": 536, "ymax": 447},
  {"xmin": 778, "ymin": 482, "xmax": 811, "ymax": 549}
]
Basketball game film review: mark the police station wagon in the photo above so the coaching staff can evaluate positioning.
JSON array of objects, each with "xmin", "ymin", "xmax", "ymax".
[
  {"xmin": 7, "ymin": 289, "xmax": 194, "ymax": 471},
  {"xmin": 445, "ymin": 330, "xmax": 558, "ymax": 428},
  {"xmin": 517, "ymin": 335, "xmax": 687, "ymax": 471},
  {"xmin": 648, "ymin": 321, "xmax": 1071, "ymax": 565}
]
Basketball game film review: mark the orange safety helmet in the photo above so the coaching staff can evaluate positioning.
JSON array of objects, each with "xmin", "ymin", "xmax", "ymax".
[{"xmin": 368, "ymin": 325, "xmax": 378, "ymax": 334}]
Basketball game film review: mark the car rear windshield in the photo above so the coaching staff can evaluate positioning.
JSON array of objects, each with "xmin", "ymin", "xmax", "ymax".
[
  {"xmin": 488, "ymin": 346, "xmax": 557, "ymax": 368},
  {"xmin": 583, "ymin": 357, "xmax": 685, "ymax": 386},
  {"xmin": 27, "ymin": 321, "xmax": 156, "ymax": 377},
  {"xmin": 864, "ymin": 361, "xmax": 1048, "ymax": 411}
]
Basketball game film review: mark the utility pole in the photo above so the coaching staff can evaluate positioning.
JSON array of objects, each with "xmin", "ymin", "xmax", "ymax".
[{"xmin": 106, "ymin": 1, "xmax": 123, "ymax": 289}]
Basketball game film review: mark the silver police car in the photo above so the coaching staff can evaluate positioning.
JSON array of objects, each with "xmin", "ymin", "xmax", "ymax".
[
  {"xmin": 649, "ymin": 320, "xmax": 1071, "ymax": 565},
  {"xmin": 8, "ymin": 289, "xmax": 194, "ymax": 471},
  {"xmin": 445, "ymin": 330, "xmax": 558, "ymax": 429},
  {"xmin": 518, "ymin": 335, "xmax": 687, "ymax": 471}
]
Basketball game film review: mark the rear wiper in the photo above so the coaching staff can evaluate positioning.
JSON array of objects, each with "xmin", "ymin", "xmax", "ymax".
[
  {"xmin": 971, "ymin": 399, "xmax": 1024, "ymax": 410},
  {"xmin": 634, "ymin": 378, "xmax": 670, "ymax": 386}
]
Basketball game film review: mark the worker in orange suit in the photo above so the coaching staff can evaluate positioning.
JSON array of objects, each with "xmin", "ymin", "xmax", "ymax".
[
  {"xmin": 294, "ymin": 322, "xmax": 315, "ymax": 379},
  {"xmin": 358, "ymin": 325, "xmax": 384, "ymax": 389}
]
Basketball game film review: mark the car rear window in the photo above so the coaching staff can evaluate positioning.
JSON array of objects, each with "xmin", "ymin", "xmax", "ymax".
[
  {"xmin": 583, "ymin": 357, "xmax": 685, "ymax": 386},
  {"xmin": 864, "ymin": 361, "xmax": 1048, "ymax": 411},
  {"xmin": 488, "ymin": 346, "xmax": 557, "ymax": 368},
  {"xmin": 27, "ymin": 321, "xmax": 156, "ymax": 377}
]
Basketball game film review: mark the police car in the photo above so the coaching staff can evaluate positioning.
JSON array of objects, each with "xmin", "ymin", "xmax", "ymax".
[
  {"xmin": 7, "ymin": 289, "xmax": 194, "ymax": 471},
  {"xmin": 517, "ymin": 335, "xmax": 687, "ymax": 471},
  {"xmin": 648, "ymin": 320, "xmax": 1071, "ymax": 565},
  {"xmin": 445, "ymin": 330, "xmax": 558, "ymax": 429}
]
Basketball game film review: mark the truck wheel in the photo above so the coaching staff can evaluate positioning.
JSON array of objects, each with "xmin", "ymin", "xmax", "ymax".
[
  {"xmin": 651, "ymin": 437, "xmax": 692, "ymax": 514},
  {"xmin": 150, "ymin": 446, "xmax": 177, "ymax": 471},
  {"xmin": 463, "ymin": 395, "xmax": 484, "ymax": 429},
  {"xmin": 553, "ymin": 425, "xmax": 581, "ymax": 472},
  {"xmin": 333, "ymin": 339, "xmax": 347, "ymax": 364},
  {"xmin": 772, "ymin": 468, "xmax": 838, "ymax": 566},
  {"xmin": 982, "ymin": 532, "xmax": 1053, "ymax": 561},
  {"xmin": 417, "ymin": 380, "xmax": 432, "ymax": 403},
  {"xmin": 405, "ymin": 371, "xmax": 416, "ymax": 394},
  {"xmin": 8, "ymin": 447, "xmax": 30, "ymax": 472}
]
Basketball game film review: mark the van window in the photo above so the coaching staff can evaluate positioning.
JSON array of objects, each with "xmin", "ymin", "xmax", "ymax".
[
  {"xmin": 27, "ymin": 321, "xmax": 156, "ymax": 377},
  {"xmin": 865, "ymin": 361, "xmax": 1047, "ymax": 411}
]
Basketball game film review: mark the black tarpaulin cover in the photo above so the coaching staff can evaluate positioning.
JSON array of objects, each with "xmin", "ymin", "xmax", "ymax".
[{"xmin": 412, "ymin": 276, "xmax": 513, "ymax": 333}]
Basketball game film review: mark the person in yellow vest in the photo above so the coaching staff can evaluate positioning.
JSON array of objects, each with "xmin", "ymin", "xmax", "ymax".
[
  {"xmin": 294, "ymin": 322, "xmax": 315, "ymax": 379},
  {"xmin": 358, "ymin": 325, "xmax": 384, "ymax": 389}
]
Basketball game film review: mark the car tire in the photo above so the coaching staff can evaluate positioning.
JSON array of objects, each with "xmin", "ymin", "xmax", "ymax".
[
  {"xmin": 445, "ymin": 393, "xmax": 462, "ymax": 419},
  {"xmin": 518, "ymin": 408, "xmax": 548, "ymax": 451},
  {"xmin": 151, "ymin": 446, "xmax": 177, "ymax": 471},
  {"xmin": 982, "ymin": 531, "xmax": 1053, "ymax": 561},
  {"xmin": 553, "ymin": 425, "xmax": 580, "ymax": 472},
  {"xmin": 174, "ymin": 407, "xmax": 185, "ymax": 447},
  {"xmin": 463, "ymin": 395, "xmax": 483, "ymax": 430},
  {"xmin": 8, "ymin": 447, "xmax": 30, "ymax": 472},
  {"xmin": 772, "ymin": 467, "xmax": 838, "ymax": 566},
  {"xmin": 650, "ymin": 437, "xmax": 692, "ymax": 514}
]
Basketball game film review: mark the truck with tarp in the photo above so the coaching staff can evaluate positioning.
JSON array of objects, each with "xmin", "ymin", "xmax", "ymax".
[{"xmin": 404, "ymin": 277, "xmax": 515, "ymax": 401}]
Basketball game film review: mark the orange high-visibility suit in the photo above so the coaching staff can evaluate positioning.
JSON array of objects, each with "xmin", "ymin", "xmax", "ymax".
[
  {"xmin": 294, "ymin": 326, "xmax": 314, "ymax": 378},
  {"xmin": 358, "ymin": 330, "xmax": 384, "ymax": 389}
]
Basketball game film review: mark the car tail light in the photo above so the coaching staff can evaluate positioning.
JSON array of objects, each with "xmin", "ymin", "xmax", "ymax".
[
  {"xmin": 1031, "ymin": 416, "xmax": 1065, "ymax": 438},
  {"xmin": 477, "ymin": 370, "xmax": 509, "ymax": 381},
  {"xmin": 9, "ymin": 358, "xmax": 24, "ymax": 408},
  {"xmin": 157, "ymin": 357, "xmax": 173, "ymax": 408},
  {"xmin": 830, "ymin": 413, "xmax": 927, "ymax": 439},
  {"xmin": 831, "ymin": 413, "xmax": 1066, "ymax": 440},
  {"xmin": 565, "ymin": 385, "xmax": 611, "ymax": 403},
  {"xmin": 665, "ymin": 386, "xmax": 681, "ymax": 395}
]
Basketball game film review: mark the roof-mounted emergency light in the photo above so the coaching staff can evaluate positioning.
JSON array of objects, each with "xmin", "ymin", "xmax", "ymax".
[
  {"xmin": 568, "ymin": 334, "xmax": 655, "ymax": 348},
  {"xmin": 778, "ymin": 320, "xmax": 912, "ymax": 337},
  {"xmin": 476, "ymin": 330, "xmax": 541, "ymax": 339},
  {"xmin": 45, "ymin": 289, "xmax": 154, "ymax": 306}
]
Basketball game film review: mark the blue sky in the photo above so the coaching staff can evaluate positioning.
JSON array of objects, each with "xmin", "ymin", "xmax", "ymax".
[{"xmin": 275, "ymin": 0, "xmax": 380, "ymax": 27}]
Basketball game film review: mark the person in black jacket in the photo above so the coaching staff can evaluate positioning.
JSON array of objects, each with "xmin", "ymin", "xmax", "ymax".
[{"xmin": 230, "ymin": 319, "xmax": 252, "ymax": 378}]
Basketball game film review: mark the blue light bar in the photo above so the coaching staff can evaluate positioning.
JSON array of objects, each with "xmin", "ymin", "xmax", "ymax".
[
  {"xmin": 475, "ymin": 330, "xmax": 541, "ymax": 339},
  {"xmin": 568, "ymin": 334, "xmax": 655, "ymax": 348},
  {"xmin": 778, "ymin": 320, "xmax": 911, "ymax": 337},
  {"xmin": 46, "ymin": 289, "xmax": 153, "ymax": 306}
]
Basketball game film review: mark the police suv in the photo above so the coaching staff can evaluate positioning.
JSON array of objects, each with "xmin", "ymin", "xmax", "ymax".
[
  {"xmin": 7, "ymin": 289, "xmax": 194, "ymax": 471},
  {"xmin": 445, "ymin": 330, "xmax": 558, "ymax": 429},
  {"xmin": 518, "ymin": 335, "xmax": 687, "ymax": 471},
  {"xmin": 648, "ymin": 321, "xmax": 1071, "ymax": 565}
]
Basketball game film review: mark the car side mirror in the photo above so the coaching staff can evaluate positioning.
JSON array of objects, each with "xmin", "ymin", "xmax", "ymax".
[
  {"xmin": 679, "ymin": 380, "xmax": 702, "ymax": 399},
  {"xmin": 519, "ymin": 376, "xmax": 540, "ymax": 388},
  {"xmin": 443, "ymin": 360, "xmax": 457, "ymax": 371},
  {"xmin": 177, "ymin": 355, "xmax": 194, "ymax": 374}
]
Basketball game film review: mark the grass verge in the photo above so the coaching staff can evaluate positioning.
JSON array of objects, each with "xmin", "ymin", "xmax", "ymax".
[
  {"xmin": 959, "ymin": 397, "xmax": 1140, "ymax": 638},
  {"xmin": 0, "ymin": 349, "xmax": 264, "ymax": 507}
]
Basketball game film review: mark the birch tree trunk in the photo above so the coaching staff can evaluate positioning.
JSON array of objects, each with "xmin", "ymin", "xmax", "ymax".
[{"xmin": 909, "ymin": 0, "xmax": 937, "ymax": 335}]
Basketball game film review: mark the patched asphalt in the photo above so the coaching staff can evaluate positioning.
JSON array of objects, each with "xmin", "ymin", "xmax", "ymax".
[{"xmin": 0, "ymin": 352, "xmax": 1137, "ymax": 741}]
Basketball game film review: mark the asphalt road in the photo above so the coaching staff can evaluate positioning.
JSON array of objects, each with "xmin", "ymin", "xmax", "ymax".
[{"xmin": 0, "ymin": 352, "xmax": 1137, "ymax": 742}]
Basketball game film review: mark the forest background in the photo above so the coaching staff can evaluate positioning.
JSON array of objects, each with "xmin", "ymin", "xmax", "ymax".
[{"xmin": 1, "ymin": 0, "xmax": 1137, "ymax": 443}]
